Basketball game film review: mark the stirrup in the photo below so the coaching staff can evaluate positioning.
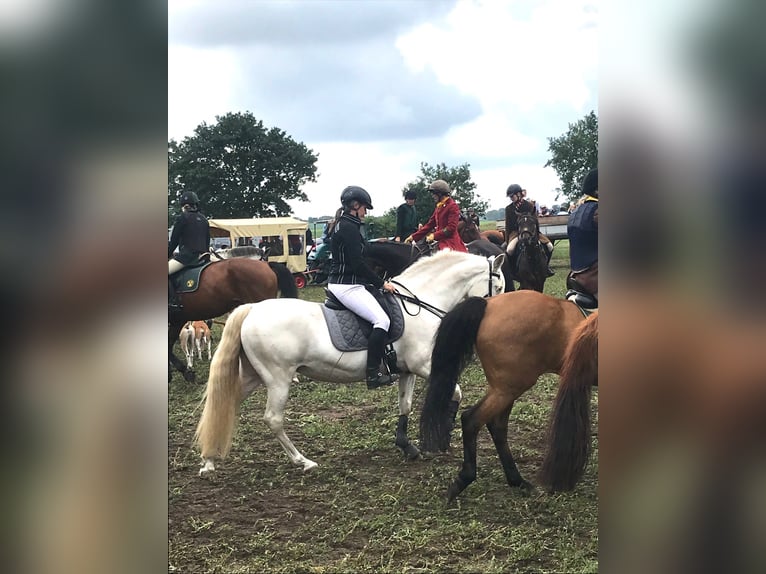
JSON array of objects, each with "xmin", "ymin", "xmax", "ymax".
[{"xmin": 366, "ymin": 369, "xmax": 396, "ymax": 390}]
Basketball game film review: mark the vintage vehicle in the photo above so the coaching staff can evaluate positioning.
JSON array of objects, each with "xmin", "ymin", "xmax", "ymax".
[{"xmin": 208, "ymin": 217, "xmax": 311, "ymax": 288}]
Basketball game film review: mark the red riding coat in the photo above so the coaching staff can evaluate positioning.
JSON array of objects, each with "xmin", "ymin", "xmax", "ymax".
[{"xmin": 411, "ymin": 196, "xmax": 467, "ymax": 252}]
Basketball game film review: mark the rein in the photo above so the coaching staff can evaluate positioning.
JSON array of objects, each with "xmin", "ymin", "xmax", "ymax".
[{"xmin": 390, "ymin": 258, "xmax": 502, "ymax": 318}]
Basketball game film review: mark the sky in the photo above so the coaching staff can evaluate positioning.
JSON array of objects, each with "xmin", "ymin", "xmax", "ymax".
[{"xmin": 168, "ymin": 0, "xmax": 598, "ymax": 220}]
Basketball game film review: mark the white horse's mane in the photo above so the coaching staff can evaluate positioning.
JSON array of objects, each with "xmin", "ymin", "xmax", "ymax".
[{"xmin": 396, "ymin": 249, "xmax": 481, "ymax": 280}]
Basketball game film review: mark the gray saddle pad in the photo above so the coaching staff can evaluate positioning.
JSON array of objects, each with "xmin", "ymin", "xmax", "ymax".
[{"xmin": 321, "ymin": 293, "xmax": 405, "ymax": 351}]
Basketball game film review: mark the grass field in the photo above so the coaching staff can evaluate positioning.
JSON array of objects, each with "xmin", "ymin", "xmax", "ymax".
[{"xmin": 168, "ymin": 241, "xmax": 598, "ymax": 573}]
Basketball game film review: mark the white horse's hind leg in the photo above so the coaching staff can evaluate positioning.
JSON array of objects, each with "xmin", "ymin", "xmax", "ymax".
[
  {"xmin": 395, "ymin": 373, "xmax": 421, "ymax": 459},
  {"xmin": 263, "ymin": 376, "xmax": 318, "ymax": 472}
]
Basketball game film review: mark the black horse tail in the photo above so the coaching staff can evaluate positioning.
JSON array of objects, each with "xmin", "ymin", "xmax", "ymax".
[
  {"xmin": 268, "ymin": 262, "xmax": 298, "ymax": 298},
  {"xmin": 539, "ymin": 312, "xmax": 598, "ymax": 491},
  {"xmin": 419, "ymin": 297, "xmax": 488, "ymax": 452}
]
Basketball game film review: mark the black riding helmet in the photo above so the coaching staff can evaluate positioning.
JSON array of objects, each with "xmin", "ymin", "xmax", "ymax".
[
  {"xmin": 582, "ymin": 168, "xmax": 598, "ymax": 198},
  {"xmin": 340, "ymin": 186, "xmax": 373, "ymax": 210},
  {"xmin": 180, "ymin": 191, "xmax": 200, "ymax": 206},
  {"xmin": 506, "ymin": 183, "xmax": 522, "ymax": 197}
]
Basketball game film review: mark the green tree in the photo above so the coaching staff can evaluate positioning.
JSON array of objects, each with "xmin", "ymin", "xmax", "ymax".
[
  {"xmin": 168, "ymin": 112, "xmax": 318, "ymax": 225},
  {"xmin": 380, "ymin": 162, "xmax": 488, "ymax": 229},
  {"xmin": 545, "ymin": 111, "xmax": 598, "ymax": 203}
]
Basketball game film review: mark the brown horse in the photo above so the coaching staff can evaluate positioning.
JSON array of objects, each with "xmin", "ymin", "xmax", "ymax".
[
  {"xmin": 419, "ymin": 290, "xmax": 587, "ymax": 502},
  {"xmin": 169, "ymin": 258, "xmax": 298, "ymax": 382},
  {"xmin": 539, "ymin": 311, "xmax": 598, "ymax": 491},
  {"xmin": 457, "ymin": 214, "xmax": 504, "ymax": 246}
]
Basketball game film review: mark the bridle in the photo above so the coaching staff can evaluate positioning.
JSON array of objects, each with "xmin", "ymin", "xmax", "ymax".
[{"xmin": 389, "ymin": 257, "xmax": 502, "ymax": 318}]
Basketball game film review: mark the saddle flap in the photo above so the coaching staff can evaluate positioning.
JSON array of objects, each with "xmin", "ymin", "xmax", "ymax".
[
  {"xmin": 170, "ymin": 261, "xmax": 213, "ymax": 294},
  {"xmin": 320, "ymin": 291, "xmax": 405, "ymax": 352}
]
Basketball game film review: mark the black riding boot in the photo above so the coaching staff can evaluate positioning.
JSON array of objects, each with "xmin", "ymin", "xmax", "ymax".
[
  {"xmin": 545, "ymin": 245, "xmax": 555, "ymax": 277},
  {"xmin": 169, "ymin": 279, "xmax": 181, "ymax": 310},
  {"xmin": 366, "ymin": 328, "xmax": 395, "ymax": 389}
]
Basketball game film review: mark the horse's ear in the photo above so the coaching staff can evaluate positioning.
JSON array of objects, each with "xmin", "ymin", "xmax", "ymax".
[{"xmin": 491, "ymin": 253, "xmax": 505, "ymax": 272}]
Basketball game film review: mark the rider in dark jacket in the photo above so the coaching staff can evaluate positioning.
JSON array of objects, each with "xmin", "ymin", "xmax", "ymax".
[
  {"xmin": 328, "ymin": 186, "xmax": 397, "ymax": 389},
  {"xmin": 567, "ymin": 169, "xmax": 598, "ymax": 302},
  {"xmin": 168, "ymin": 191, "xmax": 210, "ymax": 308}
]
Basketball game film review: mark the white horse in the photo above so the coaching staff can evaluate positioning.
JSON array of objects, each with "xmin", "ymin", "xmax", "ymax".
[
  {"xmin": 212, "ymin": 245, "xmax": 266, "ymax": 261},
  {"xmin": 195, "ymin": 250, "xmax": 506, "ymax": 476}
]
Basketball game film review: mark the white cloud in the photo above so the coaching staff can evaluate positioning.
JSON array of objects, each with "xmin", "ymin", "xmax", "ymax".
[
  {"xmin": 169, "ymin": 0, "xmax": 598, "ymax": 222},
  {"xmin": 167, "ymin": 45, "xmax": 238, "ymax": 139},
  {"xmin": 397, "ymin": 0, "xmax": 597, "ymax": 113},
  {"xmin": 444, "ymin": 112, "xmax": 541, "ymax": 157}
]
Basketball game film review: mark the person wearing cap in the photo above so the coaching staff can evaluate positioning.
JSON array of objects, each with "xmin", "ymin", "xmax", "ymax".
[
  {"xmin": 168, "ymin": 191, "xmax": 210, "ymax": 309},
  {"xmin": 566, "ymin": 168, "xmax": 599, "ymax": 302},
  {"xmin": 394, "ymin": 189, "xmax": 418, "ymax": 242},
  {"xmin": 504, "ymin": 184, "xmax": 555, "ymax": 276},
  {"xmin": 404, "ymin": 180, "xmax": 467, "ymax": 252},
  {"xmin": 327, "ymin": 185, "xmax": 398, "ymax": 390}
]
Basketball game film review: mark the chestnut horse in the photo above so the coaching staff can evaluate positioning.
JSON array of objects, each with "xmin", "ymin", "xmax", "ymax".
[
  {"xmin": 539, "ymin": 311, "xmax": 598, "ymax": 491},
  {"xmin": 169, "ymin": 258, "xmax": 298, "ymax": 383},
  {"xmin": 419, "ymin": 290, "xmax": 588, "ymax": 502},
  {"xmin": 457, "ymin": 214, "xmax": 504, "ymax": 246}
]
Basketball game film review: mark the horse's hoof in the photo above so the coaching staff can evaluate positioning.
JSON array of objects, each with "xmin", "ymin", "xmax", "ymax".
[
  {"xmin": 516, "ymin": 480, "xmax": 534, "ymax": 494},
  {"xmin": 446, "ymin": 481, "xmax": 463, "ymax": 503},
  {"xmin": 303, "ymin": 460, "xmax": 318, "ymax": 472},
  {"xmin": 403, "ymin": 444, "xmax": 421, "ymax": 460},
  {"xmin": 183, "ymin": 370, "xmax": 196, "ymax": 383},
  {"xmin": 198, "ymin": 461, "xmax": 216, "ymax": 477}
]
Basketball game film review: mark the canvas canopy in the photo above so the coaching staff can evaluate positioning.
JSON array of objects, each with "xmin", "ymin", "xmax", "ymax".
[{"xmin": 208, "ymin": 217, "xmax": 308, "ymax": 240}]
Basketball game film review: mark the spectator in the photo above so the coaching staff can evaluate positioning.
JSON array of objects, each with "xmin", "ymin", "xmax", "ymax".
[{"xmin": 394, "ymin": 190, "xmax": 418, "ymax": 242}]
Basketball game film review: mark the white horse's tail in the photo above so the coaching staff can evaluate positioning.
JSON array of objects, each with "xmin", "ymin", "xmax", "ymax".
[{"xmin": 194, "ymin": 304, "xmax": 253, "ymax": 460}]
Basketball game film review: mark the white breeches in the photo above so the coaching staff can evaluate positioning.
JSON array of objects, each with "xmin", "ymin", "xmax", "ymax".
[{"xmin": 327, "ymin": 284, "xmax": 390, "ymax": 331}]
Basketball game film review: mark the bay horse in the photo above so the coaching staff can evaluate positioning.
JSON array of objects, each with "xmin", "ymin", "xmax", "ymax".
[
  {"xmin": 457, "ymin": 214, "xmax": 504, "ymax": 246},
  {"xmin": 195, "ymin": 250, "xmax": 506, "ymax": 476},
  {"xmin": 419, "ymin": 290, "xmax": 588, "ymax": 502},
  {"xmin": 365, "ymin": 239, "xmax": 515, "ymax": 292},
  {"xmin": 513, "ymin": 213, "xmax": 549, "ymax": 292},
  {"xmin": 539, "ymin": 311, "xmax": 598, "ymax": 491},
  {"xmin": 169, "ymin": 258, "xmax": 298, "ymax": 383}
]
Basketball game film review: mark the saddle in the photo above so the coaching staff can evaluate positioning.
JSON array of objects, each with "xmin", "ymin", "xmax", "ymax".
[
  {"xmin": 321, "ymin": 288, "xmax": 405, "ymax": 352},
  {"xmin": 566, "ymin": 270, "xmax": 597, "ymax": 314},
  {"xmin": 170, "ymin": 256, "xmax": 212, "ymax": 294}
]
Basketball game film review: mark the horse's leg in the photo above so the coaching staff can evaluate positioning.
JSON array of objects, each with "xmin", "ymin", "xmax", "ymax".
[
  {"xmin": 486, "ymin": 401, "xmax": 532, "ymax": 491},
  {"xmin": 395, "ymin": 373, "xmax": 420, "ymax": 459},
  {"xmin": 168, "ymin": 320, "xmax": 195, "ymax": 383},
  {"xmin": 447, "ymin": 399, "xmax": 485, "ymax": 502},
  {"xmin": 263, "ymin": 376, "xmax": 318, "ymax": 472}
]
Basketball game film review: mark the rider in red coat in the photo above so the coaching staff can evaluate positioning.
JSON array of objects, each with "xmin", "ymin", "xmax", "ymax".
[{"xmin": 405, "ymin": 180, "xmax": 467, "ymax": 252}]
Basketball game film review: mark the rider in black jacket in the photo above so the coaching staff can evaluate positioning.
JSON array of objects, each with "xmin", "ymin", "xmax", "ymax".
[
  {"xmin": 168, "ymin": 191, "xmax": 210, "ymax": 308},
  {"xmin": 328, "ymin": 186, "xmax": 397, "ymax": 389}
]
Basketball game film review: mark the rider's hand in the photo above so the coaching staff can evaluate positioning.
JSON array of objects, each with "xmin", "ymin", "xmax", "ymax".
[
  {"xmin": 382, "ymin": 281, "xmax": 396, "ymax": 293},
  {"xmin": 426, "ymin": 233, "xmax": 435, "ymax": 243},
  {"xmin": 403, "ymin": 235, "xmax": 413, "ymax": 244}
]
